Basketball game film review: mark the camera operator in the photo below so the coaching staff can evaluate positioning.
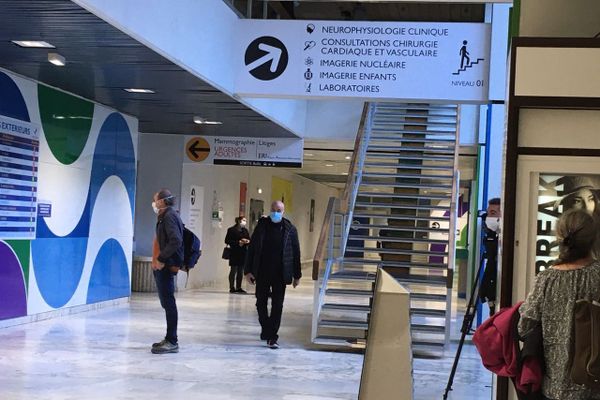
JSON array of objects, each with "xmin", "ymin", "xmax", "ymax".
[{"xmin": 479, "ymin": 198, "xmax": 501, "ymax": 315}]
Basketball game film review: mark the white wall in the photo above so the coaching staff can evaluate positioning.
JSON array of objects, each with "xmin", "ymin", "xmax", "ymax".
[
  {"xmin": 520, "ymin": 0, "xmax": 600, "ymax": 37},
  {"xmin": 137, "ymin": 133, "xmax": 338, "ymax": 289}
]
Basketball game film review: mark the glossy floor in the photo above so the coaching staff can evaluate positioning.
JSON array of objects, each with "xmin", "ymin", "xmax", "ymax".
[{"xmin": 0, "ymin": 284, "xmax": 492, "ymax": 399}]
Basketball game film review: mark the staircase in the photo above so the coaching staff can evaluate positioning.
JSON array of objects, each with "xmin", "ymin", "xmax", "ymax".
[
  {"xmin": 312, "ymin": 102, "xmax": 459, "ymax": 354},
  {"xmin": 453, "ymin": 58, "xmax": 485, "ymax": 75}
]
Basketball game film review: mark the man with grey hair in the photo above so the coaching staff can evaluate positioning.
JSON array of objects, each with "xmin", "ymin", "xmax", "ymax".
[
  {"xmin": 151, "ymin": 188, "xmax": 184, "ymax": 354},
  {"xmin": 245, "ymin": 200, "xmax": 301, "ymax": 349}
]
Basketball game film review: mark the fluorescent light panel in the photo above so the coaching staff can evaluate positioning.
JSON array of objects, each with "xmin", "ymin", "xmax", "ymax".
[
  {"xmin": 193, "ymin": 116, "xmax": 222, "ymax": 125},
  {"xmin": 12, "ymin": 40, "xmax": 55, "ymax": 48},
  {"xmin": 48, "ymin": 52, "xmax": 66, "ymax": 66},
  {"xmin": 124, "ymin": 88, "xmax": 155, "ymax": 94}
]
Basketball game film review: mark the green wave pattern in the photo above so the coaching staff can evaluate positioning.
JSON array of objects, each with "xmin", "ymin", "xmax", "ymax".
[{"xmin": 38, "ymin": 85, "xmax": 94, "ymax": 165}]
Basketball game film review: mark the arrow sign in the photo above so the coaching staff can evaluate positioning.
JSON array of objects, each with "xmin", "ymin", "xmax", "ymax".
[
  {"xmin": 244, "ymin": 36, "xmax": 289, "ymax": 81},
  {"xmin": 185, "ymin": 137, "xmax": 210, "ymax": 162},
  {"xmin": 247, "ymin": 43, "xmax": 282, "ymax": 73},
  {"xmin": 188, "ymin": 140, "xmax": 202, "ymax": 158}
]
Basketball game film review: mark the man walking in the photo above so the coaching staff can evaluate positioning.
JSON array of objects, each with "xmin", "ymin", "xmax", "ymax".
[
  {"xmin": 245, "ymin": 200, "xmax": 301, "ymax": 349},
  {"xmin": 151, "ymin": 189, "xmax": 183, "ymax": 354}
]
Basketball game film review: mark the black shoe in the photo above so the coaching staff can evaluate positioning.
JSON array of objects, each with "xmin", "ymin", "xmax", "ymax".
[
  {"xmin": 151, "ymin": 341, "xmax": 179, "ymax": 354},
  {"xmin": 235, "ymin": 288, "xmax": 247, "ymax": 294},
  {"xmin": 267, "ymin": 339, "xmax": 279, "ymax": 349},
  {"xmin": 152, "ymin": 339, "xmax": 167, "ymax": 348},
  {"xmin": 229, "ymin": 288, "xmax": 236, "ymax": 293}
]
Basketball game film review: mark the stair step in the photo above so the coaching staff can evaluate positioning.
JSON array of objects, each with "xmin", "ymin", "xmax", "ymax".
[
  {"xmin": 373, "ymin": 112, "xmax": 457, "ymax": 120},
  {"xmin": 369, "ymin": 136, "xmax": 456, "ymax": 145},
  {"xmin": 367, "ymin": 146, "xmax": 455, "ymax": 155},
  {"xmin": 365, "ymin": 153, "xmax": 454, "ymax": 161},
  {"xmin": 411, "ymin": 308, "xmax": 447, "ymax": 318},
  {"xmin": 411, "ymin": 293, "xmax": 447, "ymax": 302},
  {"xmin": 358, "ymin": 192, "xmax": 449, "ymax": 201},
  {"xmin": 352, "ymin": 213, "xmax": 450, "ymax": 221},
  {"xmin": 346, "ymin": 246, "xmax": 448, "ymax": 257},
  {"xmin": 372, "ymin": 119, "xmax": 456, "ymax": 127},
  {"xmin": 376, "ymin": 104, "xmax": 457, "ymax": 111},
  {"xmin": 329, "ymin": 269, "xmax": 448, "ymax": 286},
  {"xmin": 412, "ymin": 339, "xmax": 446, "ymax": 349},
  {"xmin": 358, "ymin": 181, "xmax": 452, "ymax": 190},
  {"xmin": 313, "ymin": 335, "xmax": 366, "ymax": 348},
  {"xmin": 360, "ymin": 172, "xmax": 453, "ymax": 180},
  {"xmin": 349, "ymin": 223, "xmax": 449, "ymax": 234},
  {"xmin": 320, "ymin": 319, "xmax": 369, "ymax": 330},
  {"xmin": 326, "ymin": 288, "xmax": 373, "ymax": 297},
  {"xmin": 341, "ymin": 258, "xmax": 448, "ymax": 269},
  {"xmin": 354, "ymin": 202, "xmax": 451, "ymax": 212},
  {"xmin": 371, "ymin": 128, "xmax": 456, "ymax": 135},
  {"xmin": 347, "ymin": 235, "xmax": 448, "ymax": 245},
  {"xmin": 412, "ymin": 324, "xmax": 446, "ymax": 334},
  {"xmin": 362, "ymin": 162, "xmax": 454, "ymax": 170},
  {"xmin": 322, "ymin": 303, "xmax": 371, "ymax": 313}
]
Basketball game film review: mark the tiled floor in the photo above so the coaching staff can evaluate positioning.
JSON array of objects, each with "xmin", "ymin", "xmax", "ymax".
[{"xmin": 0, "ymin": 283, "xmax": 492, "ymax": 399}]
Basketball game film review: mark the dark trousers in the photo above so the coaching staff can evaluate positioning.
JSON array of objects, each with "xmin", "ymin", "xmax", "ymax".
[
  {"xmin": 229, "ymin": 265, "xmax": 244, "ymax": 290},
  {"xmin": 153, "ymin": 268, "xmax": 178, "ymax": 344},
  {"xmin": 255, "ymin": 275, "xmax": 286, "ymax": 341}
]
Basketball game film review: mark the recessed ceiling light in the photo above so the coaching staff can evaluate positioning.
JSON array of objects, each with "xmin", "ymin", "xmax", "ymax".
[
  {"xmin": 305, "ymin": 153, "xmax": 314, "ymax": 157},
  {"xmin": 325, "ymin": 164, "xmax": 334, "ymax": 167},
  {"xmin": 48, "ymin": 52, "xmax": 66, "ymax": 66},
  {"xmin": 342, "ymin": 172, "xmax": 349, "ymax": 175},
  {"xmin": 124, "ymin": 88, "xmax": 155, "ymax": 94},
  {"xmin": 345, "ymin": 156, "xmax": 351, "ymax": 160},
  {"xmin": 12, "ymin": 40, "xmax": 55, "ymax": 48}
]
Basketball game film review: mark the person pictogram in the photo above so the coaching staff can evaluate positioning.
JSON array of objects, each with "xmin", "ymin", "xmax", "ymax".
[{"xmin": 459, "ymin": 40, "xmax": 470, "ymax": 69}]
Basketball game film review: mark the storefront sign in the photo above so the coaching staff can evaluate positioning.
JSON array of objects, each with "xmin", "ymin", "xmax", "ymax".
[
  {"xmin": 0, "ymin": 115, "xmax": 40, "ymax": 239},
  {"xmin": 235, "ymin": 20, "xmax": 491, "ymax": 102},
  {"xmin": 183, "ymin": 136, "xmax": 303, "ymax": 168}
]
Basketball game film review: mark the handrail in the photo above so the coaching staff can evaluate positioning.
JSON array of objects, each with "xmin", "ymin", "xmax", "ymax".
[
  {"xmin": 341, "ymin": 102, "xmax": 371, "ymax": 213},
  {"xmin": 312, "ymin": 196, "xmax": 337, "ymax": 280}
]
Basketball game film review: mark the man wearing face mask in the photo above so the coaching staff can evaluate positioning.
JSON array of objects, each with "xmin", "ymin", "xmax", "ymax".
[
  {"xmin": 479, "ymin": 197, "xmax": 501, "ymax": 315},
  {"xmin": 150, "ymin": 189, "xmax": 184, "ymax": 354},
  {"xmin": 244, "ymin": 200, "xmax": 301, "ymax": 349},
  {"xmin": 225, "ymin": 216, "xmax": 250, "ymax": 294}
]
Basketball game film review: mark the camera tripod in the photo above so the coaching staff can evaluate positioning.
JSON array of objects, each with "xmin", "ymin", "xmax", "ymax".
[{"xmin": 442, "ymin": 250, "xmax": 490, "ymax": 399}]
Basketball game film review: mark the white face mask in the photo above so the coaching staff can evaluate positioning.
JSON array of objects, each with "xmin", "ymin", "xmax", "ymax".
[
  {"xmin": 152, "ymin": 202, "xmax": 160, "ymax": 214},
  {"xmin": 240, "ymin": 220, "xmax": 247, "ymax": 227},
  {"xmin": 485, "ymin": 217, "xmax": 500, "ymax": 232}
]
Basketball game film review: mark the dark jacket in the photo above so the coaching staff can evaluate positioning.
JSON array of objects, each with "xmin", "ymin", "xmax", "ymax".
[
  {"xmin": 156, "ymin": 207, "xmax": 184, "ymax": 266},
  {"xmin": 225, "ymin": 225, "xmax": 250, "ymax": 267},
  {"xmin": 244, "ymin": 217, "xmax": 301, "ymax": 285}
]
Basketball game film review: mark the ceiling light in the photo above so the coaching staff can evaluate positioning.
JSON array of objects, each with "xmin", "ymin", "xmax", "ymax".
[
  {"xmin": 48, "ymin": 52, "xmax": 66, "ymax": 67},
  {"xmin": 12, "ymin": 40, "xmax": 55, "ymax": 48},
  {"xmin": 305, "ymin": 153, "xmax": 314, "ymax": 157},
  {"xmin": 325, "ymin": 164, "xmax": 334, "ymax": 167},
  {"xmin": 193, "ymin": 116, "xmax": 222, "ymax": 125},
  {"xmin": 257, "ymin": 188, "xmax": 263, "ymax": 194},
  {"xmin": 124, "ymin": 88, "xmax": 155, "ymax": 94},
  {"xmin": 342, "ymin": 172, "xmax": 349, "ymax": 175},
  {"xmin": 345, "ymin": 156, "xmax": 351, "ymax": 160}
]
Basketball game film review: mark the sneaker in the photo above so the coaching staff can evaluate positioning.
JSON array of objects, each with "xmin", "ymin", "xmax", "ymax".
[
  {"xmin": 151, "ymin": 341, "xmax": 179, "ymax": 354},
  {"xmin": 267, "ymin": 339, "xmax": 279, "ymax": 349},
  {"xmin": 235, "ymin": 288, "xmax": 247, "ymax": 294},
  {"xmin": 152, "ymin": 339, "xmax": 167, "ymax": 349}
]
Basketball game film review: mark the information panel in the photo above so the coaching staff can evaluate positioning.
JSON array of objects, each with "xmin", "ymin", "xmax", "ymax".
[
  {"xmin": 184, "ymin": 136, "xmax": 303, "ymax": 168},
  {"xmin": 235, "ymin": 20, "xmax": 491, "ymax": 102},
  {"xmin": 0, "ymin": 115, "xmax": 40, "ymax": 239}
]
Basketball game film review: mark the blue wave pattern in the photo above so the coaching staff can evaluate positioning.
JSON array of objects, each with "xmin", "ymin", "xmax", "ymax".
[
  {"xmin": 0, "ymin": 72, "xmax": 30, "ymax": 122},
  {"xmin": 86, "ymin": 239, "xmax": 130, "ymax": 304},
  {"xmin": 32, "ymin": 113, "xmax": 135, "ymax": 308}
]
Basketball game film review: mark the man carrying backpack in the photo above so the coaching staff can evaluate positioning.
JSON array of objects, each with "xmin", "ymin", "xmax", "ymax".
[{"xmin": 151, "ymin": 189, "xmax": 184, "ymax": 354}]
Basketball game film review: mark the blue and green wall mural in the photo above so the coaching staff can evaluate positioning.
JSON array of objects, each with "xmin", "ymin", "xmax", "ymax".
[{"xmin": 0, "ymin": 68, "xmax": 137, "ymax": 320}]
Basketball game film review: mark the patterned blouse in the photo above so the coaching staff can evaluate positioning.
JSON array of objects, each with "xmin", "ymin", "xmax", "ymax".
[{"xmin": 518, "ymin": 262, "xmax": 600, "ymax": 400}]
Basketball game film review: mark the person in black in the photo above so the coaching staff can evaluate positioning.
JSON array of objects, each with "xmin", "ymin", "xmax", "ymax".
[
  {"xmin": 151, "ymin": 189, "xmax": 184, "ymax": 354},
  {"xmin": 244, "ymin": 200, "xmax": 301, "ymax": 349},
  {"xmin": 225, "ymin": 216, "xmax": 250, "ymax": 294},
  {"xmin": 479, "ymin": 197, "xmax": 501, "ymax": 315}
]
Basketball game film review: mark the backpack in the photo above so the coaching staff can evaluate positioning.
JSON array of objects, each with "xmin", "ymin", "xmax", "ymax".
[
  {"xmin": 473, "ymin": 302, "xmax": 544, "ymax": 399},
  {"xmin": 571, "ymin": 299, "xmax": 600, "ymax": 389},
  {"xmin": 182, "ymin": 226, "xmax": 201, "ymax": 272}
]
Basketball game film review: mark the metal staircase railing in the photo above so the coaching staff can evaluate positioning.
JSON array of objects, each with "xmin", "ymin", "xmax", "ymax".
[{"xmin": 312, "ymin": 102, "xmax": 459, "ymax": 353}]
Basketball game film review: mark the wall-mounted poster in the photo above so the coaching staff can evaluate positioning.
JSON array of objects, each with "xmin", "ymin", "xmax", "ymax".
[
  {"xmin": 536, "ymin": 174, "xmax": 600, "ymax": 273},
  {"xmin": 271, "ymin": 176, "xmax": 293, "ymax": 212}
]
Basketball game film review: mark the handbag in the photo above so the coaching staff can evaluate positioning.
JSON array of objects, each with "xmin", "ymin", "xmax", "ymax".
[
  {"xmin": 570, "ymin": 298, "xmax": 600, "ymax": 389},
  {"xmin": 221, "ymin": 245, "xmax": 231, "ymax": 260}
]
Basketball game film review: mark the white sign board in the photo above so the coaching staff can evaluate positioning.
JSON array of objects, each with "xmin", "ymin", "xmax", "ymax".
[
  {"xmin": 0, "ymin": 115, "xmax": 40, "ymax": 239},
  {"xmin": 184, "ymin": 136, "xmax": 303, "ymax": 168},
  {"xmin": 235, "ymin": 20, "xmax": 491, "ymax": 102}
]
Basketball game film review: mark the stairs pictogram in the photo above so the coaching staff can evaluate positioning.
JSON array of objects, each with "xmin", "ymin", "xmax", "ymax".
[{"xmin": 452, "ymin": 58, "xmax": 485, "ymax": 75}]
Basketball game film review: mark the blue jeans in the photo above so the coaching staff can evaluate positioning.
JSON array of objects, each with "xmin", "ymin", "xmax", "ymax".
[{"xmin": 153, "ymin": 268, "xmax": 178, "ymax": 344}]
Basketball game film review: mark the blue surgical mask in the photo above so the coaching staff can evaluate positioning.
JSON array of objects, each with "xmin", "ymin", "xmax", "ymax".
[{"xmin": 270, "ymin": 211, "xmax": 283, "ymax": 223}]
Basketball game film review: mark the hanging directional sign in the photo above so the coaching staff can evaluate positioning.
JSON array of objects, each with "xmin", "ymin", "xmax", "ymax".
[
  {"xmin": 183, "ymin": 136, "xmax": 303, "ymax": 168},
  {"xmin": 235, "ymin": 20, "xmax": 492, "ymax": 103}
]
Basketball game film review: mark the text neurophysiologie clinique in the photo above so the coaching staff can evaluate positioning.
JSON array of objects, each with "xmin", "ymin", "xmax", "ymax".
[{"xmin": 321, "ymin": 26, "xmax": 450, "ymax": 37}]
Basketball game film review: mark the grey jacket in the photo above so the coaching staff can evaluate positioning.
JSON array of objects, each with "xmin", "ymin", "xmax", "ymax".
[{"xmin": 156, "ymin": 207, "xmax": 184, "ymax": 266}]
